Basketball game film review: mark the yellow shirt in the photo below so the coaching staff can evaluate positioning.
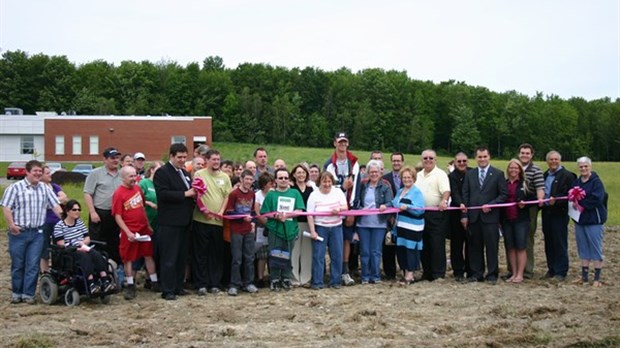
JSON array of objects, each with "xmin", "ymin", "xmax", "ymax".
[
  {"xmin": 416, "ymin": 166, "xmax": 450, "ymax": 207},
  {"xmin": 192, "ymin": 169, "xmax": 232, "ymax": 226}
]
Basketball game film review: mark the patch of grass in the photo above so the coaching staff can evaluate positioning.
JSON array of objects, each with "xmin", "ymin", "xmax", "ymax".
[{"xmin": 12, "ymin": 334, "xmax": 55, "ymax": 348}]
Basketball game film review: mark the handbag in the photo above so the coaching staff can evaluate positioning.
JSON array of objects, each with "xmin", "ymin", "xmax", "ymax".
[{"xmin": 384, "ymin": 229, "xmax": 396, "ymax": 246}]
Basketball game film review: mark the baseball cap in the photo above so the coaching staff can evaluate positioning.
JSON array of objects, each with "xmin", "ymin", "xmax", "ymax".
[
  {"xmin": 103, "ymin": 147, "xmax": 120, "ymax": 158},
  {"xmin": 334, "ymin": 132, "xmax": 349, "ymax": 142},
  {"xmin": 134, "ymin": 152, "xmax": 146, "ymax": 160}
]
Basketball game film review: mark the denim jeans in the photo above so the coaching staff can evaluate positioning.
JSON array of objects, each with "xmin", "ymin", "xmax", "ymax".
[
  {"xmin": 357, "ymin": 227, "xmax": 384, "ymax": 282},
  {"xmin": 230, "ymin": 232, "xmax": 256, "ymax": 288},
  {"xmin": 9, "ymin": 228, "xmax": 43, "ymax": 299},
  {"xmin": 312, "ymin": 225, "xmax": 343, "ymax": 288}
]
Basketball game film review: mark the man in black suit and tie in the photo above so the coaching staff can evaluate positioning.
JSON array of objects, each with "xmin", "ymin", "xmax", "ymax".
[
  {"xmin": 154, "ymin": 143, "xmax": 196, "ymax": 300},
  {"xmin": 461, "ymin": 146, "xmax": 507, "ymax": 283},
  {"xmin": 448, "ymin": 152, "xmax": 472, "ymax": 282},
  {"xmin": 381, "ymin": 152, "xmax": 404, "ymax": 280}
]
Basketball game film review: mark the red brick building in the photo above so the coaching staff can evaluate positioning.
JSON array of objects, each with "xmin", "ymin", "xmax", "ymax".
[{"xmin": 41, "ymin": 115, "xmax": 212, "ymax": 162}]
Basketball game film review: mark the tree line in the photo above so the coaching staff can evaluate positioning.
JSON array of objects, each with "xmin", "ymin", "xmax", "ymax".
[{"xmin": 1, "ymin": 50, "xmax": 619, "ymax": 161}]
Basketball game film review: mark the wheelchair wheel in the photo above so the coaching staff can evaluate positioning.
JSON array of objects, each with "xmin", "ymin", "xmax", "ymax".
[
  {"xmin": 39, "ymin": 274, "xmax": 59, "ymax": 305},
  {"xmin": 107, "ymin": 259, "xmax": 121, "ymax": 290},
  {"xmin": 100, "ymin": 295, "xmax": 111, "ymax": 304},
  {"xmin": 64, "ymin": 288, "xmax": 80, "ymax": 306}
]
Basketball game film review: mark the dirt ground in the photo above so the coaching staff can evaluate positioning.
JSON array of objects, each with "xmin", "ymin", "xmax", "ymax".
[{"xmin": 1, "ymin": 225, "xmax": 619, "ymax": 348}]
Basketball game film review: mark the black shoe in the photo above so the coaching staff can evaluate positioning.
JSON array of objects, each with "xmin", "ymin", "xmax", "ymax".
[
  {"xmin": 162, "ymin": 293, "xmax": 177, "ymax": 301},
  {"xmin": 150, "ymin": 281, "xmax": 161, "ymax": 293},
  {"xmin": 270, "ymin": 280, "xmax": 282, "ymax": 292},
  {"xmin": 89, "ymin": 281, "xmax": 101, "ymax": 295},
  {"xmin": 454, "ymin": 275, "xmax": 465, "ymax": 282},
  {"xmin": 176, "ymin": 289, "xmax": 189, "ymax": 296},
  {"xmin": 542, "ymin": 272, "xmax": 554, "ymax": 279},
  {"xmin": 281, "ymin": 279, "xmax": 292, "ymax": 291},
  {"xmin": 144, "ymin": 278, "xmax": 152, "ymax": 290},
  {"xmin": 101, "ymin": 278, "xmax": 115, "ymax": 293},
  {"xmin": 465, "ymin": 277, "xmax": 482, "ymax": 283},
  {"xmin": 124, "ymin": 284, "xmax": 136, "ymax": 300},
  {"xmin": 486, "ymin": 277, "xmax": 498, "ymax": 285}
]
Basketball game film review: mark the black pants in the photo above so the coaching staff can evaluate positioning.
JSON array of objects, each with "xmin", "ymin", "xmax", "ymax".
[
  {"xmin": 72, "ymin": 249, "xmax": 107, "ymax": 278},
  {"xmin": 449, "ymin": 211, "xmax": 469, "ymax": 278},
  {"xmin": 468, "ymin": 221, "xmax": 499, "ymax": 280},
  {"xmin": 421, "ymin": 211, "xmax": 448, "ymax": 280},
  {"xmin": 89, "ymin": 208, "xmax": 120, "ymax": 264},
  {"xmin": 192, "ymin": 222, "xmax": 224, "ymax": 289},
  {"xmin": 542, "ymin": 211, "xmax": 570, "ymax": 277},
  {"xmin": 158, "ymin": 224, "xmax": 190, "ymax": 296}
]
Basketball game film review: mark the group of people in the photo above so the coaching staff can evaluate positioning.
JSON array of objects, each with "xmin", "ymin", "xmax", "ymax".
[{"xmin": 1, "ymin": 133, "xmax": 608, "ymax": 304}]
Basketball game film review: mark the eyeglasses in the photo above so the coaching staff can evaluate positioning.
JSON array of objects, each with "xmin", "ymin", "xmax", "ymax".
[
  {"xmin": 456, "ymin": 160, "xmax": 467, "ymax": 163},
  {"xmin": 423, "ymin": 157, "xmax": 435, "ymax": 160},
  {"xmin": 277, "ymin": 177, "xmax": 289, "ymax": 180},
  {"xmin": 70, "ymin": 208, "xmax": 81, "ymax": 212}
]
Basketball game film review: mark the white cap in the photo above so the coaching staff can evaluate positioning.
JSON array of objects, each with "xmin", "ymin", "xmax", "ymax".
[{"xmin": 134, "ymin": 152, "xmax": 146, "ymax": 160}]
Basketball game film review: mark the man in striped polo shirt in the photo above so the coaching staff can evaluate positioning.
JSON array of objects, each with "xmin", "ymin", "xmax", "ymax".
[
  {"xmin": 1, "ymin": 160, "xmax": 62, "ymax": 304},
  {"xmin": 517, "ymin": 144, "xmax": 545, "ymax": 279}
]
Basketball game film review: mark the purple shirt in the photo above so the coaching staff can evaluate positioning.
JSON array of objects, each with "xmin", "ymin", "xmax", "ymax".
[{"xmin": 45, "ymin": 183, "xmax": 62, "ymax": 224}]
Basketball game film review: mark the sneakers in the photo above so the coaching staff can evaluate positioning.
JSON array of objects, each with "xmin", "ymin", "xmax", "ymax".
[
  {"xmin": 124, "ymin": 284, "xmax": 136, "ymax": 300},
  {"xmin": 209, "ymin": 287, "xmax": 221, "ymax": 294},
  {"xmin": 150, "ymin": 281, "xmax": 161, "ymax": 293},
  {"xmin": 197, "ymin": 287, "xmax": 208, "ymax": 296},
  {"xmin": 270, "ymin": 280, "xmax": 281, "ymax": 292},
  {"xmin": 101, "ymin": 277, "xmax": 115, "ymax": 293},
  {"xmin": 89, "ymin": 281, "xmax": 101, "ymax": 295},
  {"xmin": 23, "ymin": 297, "xmax": 36, "ymax": 305},
  {"xmin": 281, "ymin": 279, "xmax": 292, "ymax": 291},
  {"xmin": 10, "ymin": 296, "xmax": 21, "ymax": 304},
  {"xmin": 228, "ymin": 287, "xmax": 238, "ymax": 296},
  {"xmin": 342, "ymin": 273, "xmax": 355, "ymax": 286},
  {"xmin": 244, "ymin": 284, "xmax": 258, "ymax": 293}
]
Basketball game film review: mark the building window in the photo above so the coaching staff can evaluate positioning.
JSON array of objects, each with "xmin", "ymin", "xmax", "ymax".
[
  {"xmin": 55, "ymin": 136, "xmax": 65, "ymax": 155},
  {"xmin": 72, "ymin": 136, "xmax": 82, "ymax": 155},
  {"xmin": 89, "ymin": 136, "xmax": 99, "ymax": 155},
  {"xmin": 171, "ymin": 135, "xmax": 186, "ymax": 144},
  {"xmin": 21, "ymin": 136, "xmax": 34, "ymax": 155}
]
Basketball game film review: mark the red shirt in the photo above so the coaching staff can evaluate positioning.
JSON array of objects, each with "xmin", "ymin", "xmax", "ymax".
[
  {"xmin": 225, "ymin": 188, "xmax": 255, "ymax": 234},
  {"xmin": 112, "ymin": 185, "xmax": 149, "ymax": 233},
  {"xmin": 505, "ymin": 180, "xmax": 519, "ymax": 220}
]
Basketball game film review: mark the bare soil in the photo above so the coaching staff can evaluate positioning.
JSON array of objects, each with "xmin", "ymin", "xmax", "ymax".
[{"xmin": 1, "ymin": 225, "xmax": 619, "ymax": 348}]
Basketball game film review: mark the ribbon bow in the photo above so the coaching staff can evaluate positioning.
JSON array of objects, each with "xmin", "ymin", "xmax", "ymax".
[
  {"xmin": 568, "ymin": 186, "xmax": 586, "ymax": 212},
  {"xmin": 192, "ymin": 177, "xmax": 209, "ymax": 213}
]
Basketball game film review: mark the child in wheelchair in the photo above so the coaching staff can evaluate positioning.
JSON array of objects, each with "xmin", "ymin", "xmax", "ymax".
[{"xmin": 53, "ymin": 199, "xmax": 115, "ymax": 295}]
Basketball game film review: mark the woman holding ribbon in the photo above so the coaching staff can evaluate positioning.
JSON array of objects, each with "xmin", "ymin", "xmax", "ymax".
[
  {"xmin": 390, "ymin": 166, "xmax": 425, "ymax": 284},
  {"xmin": 353, "ymin": 160, "xmax": 393, "ymax": 284},
  {"xmin": 501, "ymin": 159, "xmax": 534, "ymax": 283},
  {"xmin": 570, "ymin": 156, "xmax": 607, "ymax": 287}
]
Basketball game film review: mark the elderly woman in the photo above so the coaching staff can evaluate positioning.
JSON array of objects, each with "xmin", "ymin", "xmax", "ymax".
[
  {"xmin": 571, "ymin": 157, "xmax": 607, "ymax": 287},
  {"xmin": 501, "ymin": 159, "xmax": 535, "ymax": 284},
  {"xmin": 353, "ymin": 160, "xmax": 393, "ymax": 284},
  {"xmin": 290, "ymin": 164, "xmax": 314, "ymax": 286},
  {"xmin": 307, "ymin": 172, "xmax": 349, "ymax": 290},
  {"xmin": 391, "ymin": 166, "xmax": 425, "ymax": 284}
]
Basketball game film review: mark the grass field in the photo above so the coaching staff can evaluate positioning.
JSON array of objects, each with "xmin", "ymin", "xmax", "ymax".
[{"xmin": 0, "ymin": 142, "xmax": 617, "ymax": 225}]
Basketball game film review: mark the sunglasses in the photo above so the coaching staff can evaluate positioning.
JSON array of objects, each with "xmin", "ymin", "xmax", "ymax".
[
  {"xmin": 456, "ymin": 160, "xmax": 468, "ymax": 163},
  {"xmin": 423, "ymin": 157, "xmax": 435, "ymax": 160},
  {"xmin": 70, "ymin": 208, "xmax": 81, "ymax": 212},
  {"xmin": 277, "ymin": 177, "xmax": 289, "ymax": 180}
]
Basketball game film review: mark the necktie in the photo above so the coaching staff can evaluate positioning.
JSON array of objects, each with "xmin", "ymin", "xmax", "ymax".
[
  {"xmin": 479, "ymin": 168, "xmax": 486, "ymax": 187},
  {"xmin": 179, "ymin": 169, "xmax": 190, "ymax": 189},
  {"xmin": 394, "ymin": 173, "xmax": 401, "ymax": 188}
]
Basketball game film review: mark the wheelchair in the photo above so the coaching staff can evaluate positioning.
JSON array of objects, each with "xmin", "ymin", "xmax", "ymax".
[{"xmin": 39, "ymin": 242, "xmax": 119, "ymax": 306}]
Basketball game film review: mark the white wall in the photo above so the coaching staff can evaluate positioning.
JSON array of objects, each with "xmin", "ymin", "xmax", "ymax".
[{"xmin": 0, "ymin": 116, "xmax": 45, "ymax": 162}]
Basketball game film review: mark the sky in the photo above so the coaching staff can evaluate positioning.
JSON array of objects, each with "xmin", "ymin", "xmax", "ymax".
[{"xmin": 1, "ymin": 0, "xmax": 618, "ymax": 100}]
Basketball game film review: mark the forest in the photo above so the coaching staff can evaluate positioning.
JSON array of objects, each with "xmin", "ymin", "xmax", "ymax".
[{"xmin": 1, "ymin": 50, "xmax": 619, "ymax": 161}]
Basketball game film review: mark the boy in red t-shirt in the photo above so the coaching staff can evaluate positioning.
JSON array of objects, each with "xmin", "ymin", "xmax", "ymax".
[
  {"xmin": 112, "ymin": 166, "xmax": 159, "ymax": 300},
  {"xmin": 225, "ymin": 169, "xmax": 257, "ymax": 296}
]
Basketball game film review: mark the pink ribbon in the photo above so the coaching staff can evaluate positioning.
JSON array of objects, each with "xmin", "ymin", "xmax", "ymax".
[
  {"xmin": 216, "ymin": 197, "xmax": 569, "ymax": 221},
  {"xmin": 568, "ymin": 186, "xmax": 586, "ymax": 212},
  {"xmin": 192, "ymin": 177, "xmax": 209, "ymax": 213}
]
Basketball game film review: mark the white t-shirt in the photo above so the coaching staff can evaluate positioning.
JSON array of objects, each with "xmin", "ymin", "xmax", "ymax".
[
  {"xmin": 306, "ymin": 188, "xmax": 347, "ymax": 226},
  {"xmin": 255, "ymin": 189, "xmax": 268, "ymax": 245}
]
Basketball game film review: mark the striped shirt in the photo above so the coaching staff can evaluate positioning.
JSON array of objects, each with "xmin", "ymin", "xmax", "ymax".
[
  {"xmin": 523, "ymin": 162, "xmax": 545, "ymax": 193},
  {"xmin": 53, "ymin": 218, "xmax": 88, "ymax": 247},
  {"xmin": 0, "ymin": 178, "xmax": 60, "ymax": 228}
]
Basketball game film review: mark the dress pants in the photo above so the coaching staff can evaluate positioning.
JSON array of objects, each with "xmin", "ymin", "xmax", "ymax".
[
  {"xmin": 192, "ymin": 222, "xmax": 224, "ymax": 289},
  {"xmin": 421, "ymin": 211, "xmax": 448, "ymax": 280},
  {"xmin": 157, "ymin": 224, "xmax": 190, "ymax": 296},
  {"xmin": 449, "ymin": 211, "xmax": 469, "ymax": 278},
  {"xmin": 542, "ymin": 211, "xmax": 569, "ymax": 277},
  {"xmin": 468, "ymin": 221, "xmax": 499, "ymax": 280}
]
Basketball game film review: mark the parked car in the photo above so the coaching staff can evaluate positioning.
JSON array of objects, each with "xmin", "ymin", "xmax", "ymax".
[
  {"xmin": 6, "ymin": 162, "xmax": 27, "ymax": 180},
  {"xmin": 46, "ymin": 162, "xmax": 67, "ymax": 174},
  {"xmin": 72, "ymin": 164, "xmax": 94, "ymax": 176}
]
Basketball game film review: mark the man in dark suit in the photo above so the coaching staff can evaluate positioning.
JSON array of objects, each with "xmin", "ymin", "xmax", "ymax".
[
  {"xmin": 461, "ymin": 147, "xmax": 507, "ymax": 283},
  {"xmin": 541, "ymin": 150, "xmax": 576, "ymax": 281},
  {"xmin": 154, "ymin": 143, "xmax": 196, "ymax": 300},
  {"xmin": 381, "ymin": 152, "xmax": 404, "ymax": 280},
  {"xmin": 448, "ymin": 152, "xmax": 472, "ymax": 281}
]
